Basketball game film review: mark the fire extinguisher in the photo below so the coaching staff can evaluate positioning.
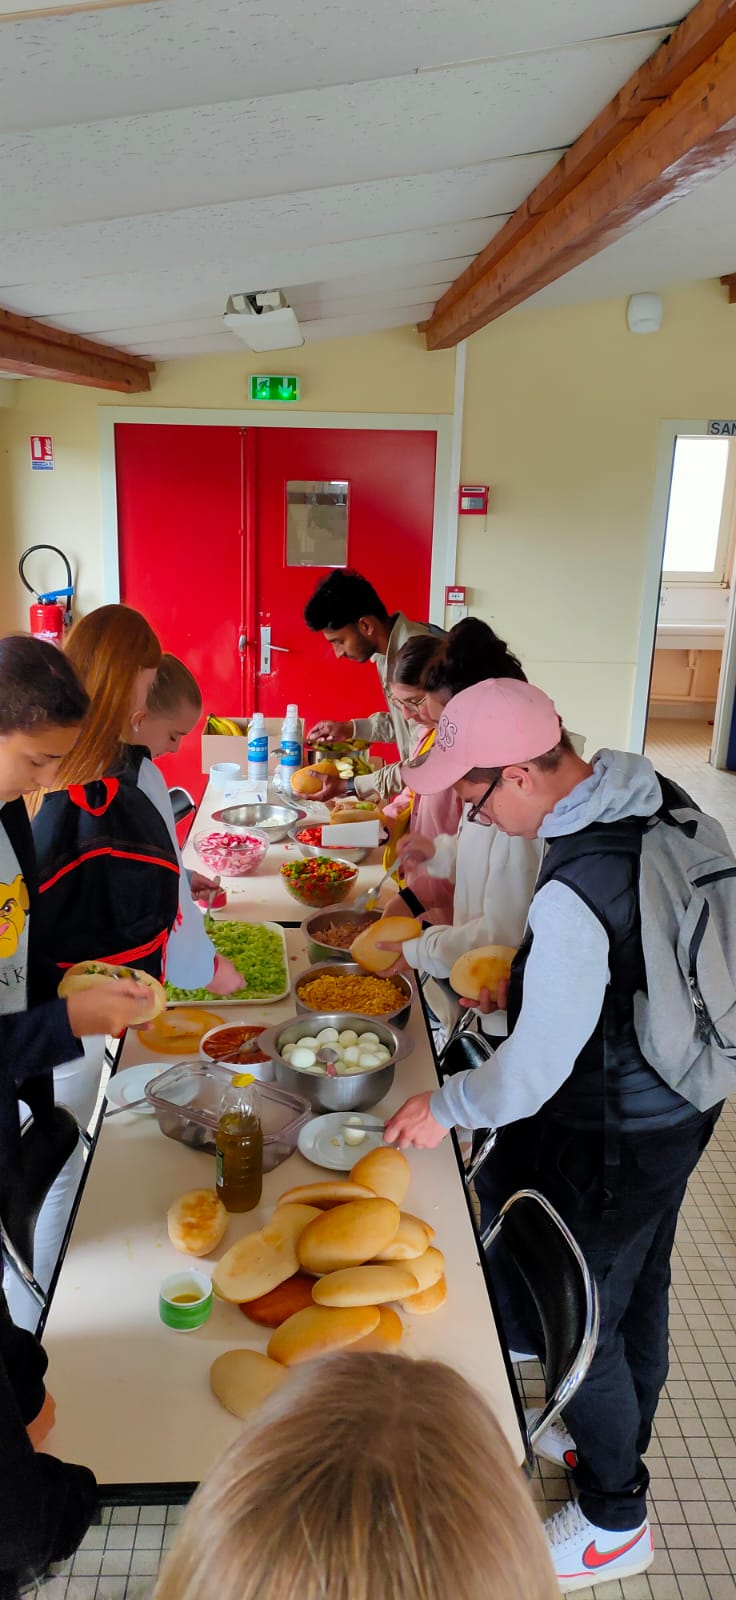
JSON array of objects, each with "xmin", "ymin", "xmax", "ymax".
[{"xmin": 19, "ymin": 545, "xmax": 74, "ymax": 647}]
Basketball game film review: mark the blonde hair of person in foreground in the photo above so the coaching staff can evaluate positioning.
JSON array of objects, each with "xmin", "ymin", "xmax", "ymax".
[{"xmin": 154, "ymin": 1353, "xmax": 558, "ymax": 1600}]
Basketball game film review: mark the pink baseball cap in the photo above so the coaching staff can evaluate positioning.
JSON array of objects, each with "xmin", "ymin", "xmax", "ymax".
[{"xmin": 404, "ymin": 678, "xmax": 562, "ymax": 794}]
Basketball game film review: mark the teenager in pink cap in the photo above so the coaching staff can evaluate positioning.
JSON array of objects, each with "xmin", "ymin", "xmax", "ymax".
[{"xmin": 385, "ymin": 678, "xmax": 722, "ymax": 1593}]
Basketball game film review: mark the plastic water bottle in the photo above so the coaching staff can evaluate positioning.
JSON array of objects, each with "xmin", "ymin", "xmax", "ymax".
[
  {"xmin": 276, "ymin": 704, "xmax": 302, "ymax": 793},
  {"xmin": 247, "ymin": 712, "xmax": 268, "ymax": 782}
]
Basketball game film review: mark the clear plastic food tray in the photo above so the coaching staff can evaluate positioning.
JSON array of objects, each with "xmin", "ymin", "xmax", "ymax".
[{"xmin": 144, "ymin": 1061, "xmax": 310, "ymax": 1170}]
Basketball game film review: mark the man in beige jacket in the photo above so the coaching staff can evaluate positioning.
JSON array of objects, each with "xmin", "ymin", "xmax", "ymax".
[{"xmin": 304, "ymin": 570, "xmax": 442, "ymax": 802}]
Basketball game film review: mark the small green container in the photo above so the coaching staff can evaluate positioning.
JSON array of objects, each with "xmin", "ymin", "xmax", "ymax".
[{"xmin": 159, "ymin": 1269, "xmax": 213, "ymax": 1332}]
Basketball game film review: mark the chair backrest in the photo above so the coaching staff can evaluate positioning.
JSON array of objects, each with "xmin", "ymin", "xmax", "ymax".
[
  {"xmin": 169, "ymin": 786, "xmax": 197, "ymax": 824},
  {"xmin": 487, "ymin": 1189, "xmax": 598, "ymax": 1411},
  {"xmin": 2, "ymin": 1108, "xmax": 79, "ymax": 1267}
]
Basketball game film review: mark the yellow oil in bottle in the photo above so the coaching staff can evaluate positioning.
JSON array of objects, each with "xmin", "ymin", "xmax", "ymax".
[{"xmin": 215, "ymin": 1075, "xmax": 263, "ymax": 1212}]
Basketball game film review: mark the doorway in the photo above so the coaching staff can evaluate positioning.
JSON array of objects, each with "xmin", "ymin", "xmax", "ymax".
[
  {"xmin": 112, "ymin": 416, "xmax": 442, "ymax": 797},
  {"xmin": 638, "ymin": 425, "xmax": 736, "ymax": 846}
]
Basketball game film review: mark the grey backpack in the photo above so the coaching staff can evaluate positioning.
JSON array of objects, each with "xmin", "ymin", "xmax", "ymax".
[{"xmin": 633, "ymin": 775, "xmax": 736, "ymax": 1111}]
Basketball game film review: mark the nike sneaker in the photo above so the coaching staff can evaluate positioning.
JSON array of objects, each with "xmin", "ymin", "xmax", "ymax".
[
  {"xmin": 545, "ymin": 1500, "xmax": 653, "ymax": 1591},
  {"xmin": 526, "ymin": 1409, "xmax": 578, "ymax": 1470}
]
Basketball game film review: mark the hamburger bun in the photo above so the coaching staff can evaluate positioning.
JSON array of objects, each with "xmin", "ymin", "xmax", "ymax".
[
  {"xmin": 239, "ymin": 1272, "xmax": 317, "ymax": 1327},
  {"xmin": 58, "ymin": 960, "xmax": 166, "ymax": 1025},
  {"xmin": 328, "ymin": 806, "xmax": 382, "ymax": 827},
  {"xmin": 448, "ymin": 944, "xmax": 517, "ymax": 1002},
  {"xmin": 402, "ymin": 1246, "xmax": 445, "ymax": 1294},
  {"xmin": 297, "ymin": 1198, "xmax": 400, "ymax": 1274},
  {"xmin": 291, "ymin": 766, "xmax": 330, "ymax": 796},
  {"xmin": 350, "ymin": 1305, "xmax": 404, "ymax": 1352},
  {"xmin": 210, "ymin": 1349, "xmax": 288, "ymax": 1418},
  {"xmin": 373, "ymin": 1211, "xmax": 432, "ymax": 1261},
  {"xmin": 277, "ymin": 1180, "xmax": 376, "ymax": 1209},
  {"xmin": 312, "ymin": 1264, "xmax": 418, "ymax": 1307},
  {"xmin": 167, "ymin": 1189, "xmax": 228, "ymax": 1257},
  {"xmin": 350, "ymin": 1147, "xmax": 411, "ymax": 1206},
  {"xmin": 400, "ymin": 1274, "xmax": 448, "ymax": 1316},
  {"xmin": 350, "ymin": 917, "xmax": 422, "ymax": 974},
  {"xmin": 213, "ymin": 1204, "xmax": 320, "ymax": 1303},
  {"xmin": 267, "ymin": 1304, "xmax": 379, "ymax": 1366}
]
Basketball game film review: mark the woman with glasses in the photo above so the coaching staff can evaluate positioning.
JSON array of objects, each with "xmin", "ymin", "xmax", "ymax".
[{"xmin": 378, "ymin": 619, "xmax": 542, "ymax": 1041}]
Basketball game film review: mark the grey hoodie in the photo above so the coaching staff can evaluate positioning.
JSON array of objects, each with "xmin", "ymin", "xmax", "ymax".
[{"xmin": 431, "ymin": 750, "xmax": 663, "ymax": 1132}]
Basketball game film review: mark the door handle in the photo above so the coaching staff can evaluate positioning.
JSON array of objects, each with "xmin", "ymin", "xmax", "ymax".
[
  {"xmin": 238, "ymin": 633, "xmax": 247, "ymax": 655},
  {"xmin": 259, "ymin": 626, "xmax": 289, "ymax": 675}
]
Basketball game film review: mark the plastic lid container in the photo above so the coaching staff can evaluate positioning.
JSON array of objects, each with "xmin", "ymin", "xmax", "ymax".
[{"xmin": 145, "ymin": 1060, "xmax": 310, "ymax": 1169}]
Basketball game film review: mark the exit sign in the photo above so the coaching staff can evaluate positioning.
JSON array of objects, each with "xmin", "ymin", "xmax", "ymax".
[{"xmin": 250, "ymin": 375, "xmax": 300, "ymax": 403}]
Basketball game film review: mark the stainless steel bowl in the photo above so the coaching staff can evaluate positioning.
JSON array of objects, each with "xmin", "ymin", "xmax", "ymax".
[
  {"xmin": 287, "ymin": 822, "xmax": 371, "ymax": 867},
  {"xmin": 214, "ymin": 802, "xmax": 307, "ymax": 841},
  {"xmin": 293, "ymin": 962, "xmax": 413, "ymax": 1030},
  {"xmin": 258, "ymin": 1012, "xmax": 412, "ymax": 1112},
  {"xmin": 303, "ymin": 906, "xmax": 382, "ymax": 964}
]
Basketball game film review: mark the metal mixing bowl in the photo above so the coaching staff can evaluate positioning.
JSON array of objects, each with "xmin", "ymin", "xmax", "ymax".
[
  {"xmin": 287, "ymin": 822, "xmax": 371, "ymax": 867},
  {"xmin": 258, "ymin": 1012, "xmax": 412, "ymax": 1111},
  {"xmin": 303, "ymin": 906, "xmax": 383, "ymax": 964},
  {"xmin": 294, "ymin": 962, "xmax": 413, "ymax": 1030},
  {"xmin": 214, "ymin": 802, "xmax": 307, "ymax": 841}
]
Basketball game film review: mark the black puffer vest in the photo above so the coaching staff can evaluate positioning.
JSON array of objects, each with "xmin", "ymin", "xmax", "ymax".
[{"xmin": 507, "ymin": 815, "xmax": 695, "ymax": 1135}]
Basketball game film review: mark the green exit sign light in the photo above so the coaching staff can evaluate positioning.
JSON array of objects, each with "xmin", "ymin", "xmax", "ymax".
[{"xmin": 250, "ymin": 375, "xmax": 300, "ymax": 403}]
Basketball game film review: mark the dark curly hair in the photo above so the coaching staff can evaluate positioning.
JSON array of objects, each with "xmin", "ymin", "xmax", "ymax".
[{"xmin": 0, "ymin": 634, "xmax": 89, "ymax": 734}]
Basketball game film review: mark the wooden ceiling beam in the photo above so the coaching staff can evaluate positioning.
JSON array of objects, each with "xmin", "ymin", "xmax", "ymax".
[
  {"xmin": 424, "ymin": 0, "xmax": 736, "ymax": 349},
  {"xmin": 0, "ymin": 308, "xmax": 154, "ymax": 391}
]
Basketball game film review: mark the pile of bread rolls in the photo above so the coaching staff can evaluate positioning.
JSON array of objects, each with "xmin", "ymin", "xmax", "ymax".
[{"xmin": 167, "ymin": 1148, "xmax": 446, "ymax": 1421}]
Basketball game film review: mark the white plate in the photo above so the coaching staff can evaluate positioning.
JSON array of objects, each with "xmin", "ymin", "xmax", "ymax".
[
  {"xmin": 105, "ymin": 1063, "xmax": 168, "ymax": 1115},
  {"xmin": 298, "ymin": 1112, "xmax": 385, "ymax": 1171}
]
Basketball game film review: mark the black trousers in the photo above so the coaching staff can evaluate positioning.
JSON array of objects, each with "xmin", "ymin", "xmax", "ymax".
[{"xmin": 475, "ymin": 1105, "xmax": 721, "ymax": 1531}]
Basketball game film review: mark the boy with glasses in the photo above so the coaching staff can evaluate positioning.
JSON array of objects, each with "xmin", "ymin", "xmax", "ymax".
[{"xmin": 385, "ymin": 677, "xmax": 722, "ymax": 1593}]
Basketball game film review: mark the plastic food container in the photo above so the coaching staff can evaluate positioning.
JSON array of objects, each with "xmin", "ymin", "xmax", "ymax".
[
  {"xmin": 210, "ymin": 762, "xmax": 242, "ymax": 788},
  {"xmin": 145, "ymin": 1061, "xmax": 309, "ymax": 1167},
  {"xmin": 193, "ymin": 827, "xmax": 269, "ymax": 876},
  {"xmin": 280, "ymin": 858, "xmax": 358, "ymax": 909}
]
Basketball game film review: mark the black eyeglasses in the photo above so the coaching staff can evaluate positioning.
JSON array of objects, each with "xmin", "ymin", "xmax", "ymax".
[{"xmin": 467, "ymin": 774, "xmax": 502, "ymax": 826}]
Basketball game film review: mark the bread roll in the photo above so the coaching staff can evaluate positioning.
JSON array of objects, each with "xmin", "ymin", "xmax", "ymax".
[
  {"xmin": 210, "ymin": 1350, "xmax": 288, "ymax": 1418},
  {"xmin": 328, "ymin": 806, "xmax": 382, "ymax": 827},
  {"xmin": 58, "ymin": 960, "xmax": 166, "ymax": 1025},
  {"xmin": 403, "ymin": 1246, "xmax": 445, "ymax": 1293},
  {"xmin": 291, "ymin": 767, "xmax": 328, "ymax": 796},
  {"xmin": 350, "ymin": 1305, "xmax": 404, "ymax": 1352},
  {"xmin": 448, "ymin": 944, "xmax": 517, "ymax": 1002},
  {"xmin": 400, "ymin": 1274, "xmax": 448, "ymax": 1316},
  {"xmin": 167, "ymin": 1189, "xmax": 228, "ymax": 1257},
  {"xmin": 351, "ymin": 917, "xmax": 422, "ymax": 974},
  {"xmin": 267, "ymin": 1304, "xmax": 379, "ymax": 1366},
  {"xmin": 350, "ymin": 1147, "xmax": 411, "ymax": 1206},
  {"xmin": 277, "ymin": 1180, "xmax": 376, "ymax": 1209},
  {"xmin": 373, "ymin": 1212, "xmax": 432, "ymax": 1261},
  {"xmin": 297, "ymin": 1198, "xmax": 400, "ymax": 1274},
  {"xmin": 213, "ymin": 1204, "xmax": 320, "ymax": 1302},
  {"xmin": 143, "ymin": 1005, "xmax": 224, "ymax": 1054},
  {"xmin": 313, "ymin": 1264, "xmax": 418, "ymax": 1307},
  {"xmin": 239, "ymin": 1272, "xmax": 317, "ymax": 1327}
]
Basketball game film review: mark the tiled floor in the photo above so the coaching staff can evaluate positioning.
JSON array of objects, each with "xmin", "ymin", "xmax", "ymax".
[{"xmin": 29, "ymin": 719, "xmax": 736, "ymax": 1597}]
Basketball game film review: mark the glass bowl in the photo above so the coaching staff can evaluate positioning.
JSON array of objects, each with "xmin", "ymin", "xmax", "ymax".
[
  {"xmin": 193, "ymin": 826, "xmax": 269, "ymax": 877},
  {"xmin": 280, "ymin": 857, "xmax": 358, "ymax": 909}
]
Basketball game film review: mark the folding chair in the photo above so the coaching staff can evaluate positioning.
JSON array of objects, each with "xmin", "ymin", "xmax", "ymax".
[
  {"xmin": 481, "ymin": 1188, "xmax": 599, "ymax": 1452},
  {"xmin": 0, "ymin": 1107, "xmax": 84, "ymax": 1311}
]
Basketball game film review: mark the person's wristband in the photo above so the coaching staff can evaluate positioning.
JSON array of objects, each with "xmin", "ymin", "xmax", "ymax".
[{"xmin": 344, "ymin": 777, "xmax": 356, "ymax": 796}]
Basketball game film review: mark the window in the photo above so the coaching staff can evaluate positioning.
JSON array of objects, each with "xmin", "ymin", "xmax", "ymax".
[
  {"xmin": 286, "ymin": 481, "xmax": 349, "ymax": 567},
  {"xmin": 663, "ymin": 437, "xmax": 735, "ymax": 583}
]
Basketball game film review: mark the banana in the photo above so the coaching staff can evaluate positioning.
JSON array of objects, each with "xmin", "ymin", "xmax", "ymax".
[{"xmin": 207, "ymin": 716, "xmax": 245, "ymax": 736}]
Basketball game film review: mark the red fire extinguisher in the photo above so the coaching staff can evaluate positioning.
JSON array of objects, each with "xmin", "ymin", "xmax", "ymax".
[{"xmin": 19, "ymin": 545, "xmax": 74, "ymax": 647}]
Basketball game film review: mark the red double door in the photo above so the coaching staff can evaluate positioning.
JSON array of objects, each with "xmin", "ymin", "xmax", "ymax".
[{"xmin": 116, "ymin": 423, "xmax": 437, "ymax": 797}]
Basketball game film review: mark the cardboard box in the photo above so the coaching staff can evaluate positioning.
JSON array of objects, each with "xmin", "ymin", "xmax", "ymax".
[{"xmin": 201, "ymin": 716, "xmax": 304, "ymax": 776}]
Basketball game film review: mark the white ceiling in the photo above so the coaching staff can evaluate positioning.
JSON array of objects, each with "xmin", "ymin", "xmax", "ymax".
[{"xmin": 1, "ymin": 0, "xmax": 731, "ymax": 361}]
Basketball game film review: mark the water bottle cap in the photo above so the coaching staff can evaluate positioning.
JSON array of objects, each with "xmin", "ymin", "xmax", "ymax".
[{"xmin": 232, "ymin": 1072, "xmax": 255, "ymax": 1087}]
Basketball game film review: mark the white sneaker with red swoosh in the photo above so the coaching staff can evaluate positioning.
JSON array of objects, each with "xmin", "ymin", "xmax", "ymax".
[{"xmin": 545, "ymin": 1500, "xmax": 653, "ymax": 1591}]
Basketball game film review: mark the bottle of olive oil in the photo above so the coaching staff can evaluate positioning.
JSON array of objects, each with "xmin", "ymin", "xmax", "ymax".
[{"xmin": 215, "ymin": 1073, "xmax": 263, "ymax": 1212}]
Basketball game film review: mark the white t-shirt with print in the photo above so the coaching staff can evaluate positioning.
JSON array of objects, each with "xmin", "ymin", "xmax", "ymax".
[{"xmin": 0, "ymin": 811, "xmax": 29, "ymax": 1016}]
